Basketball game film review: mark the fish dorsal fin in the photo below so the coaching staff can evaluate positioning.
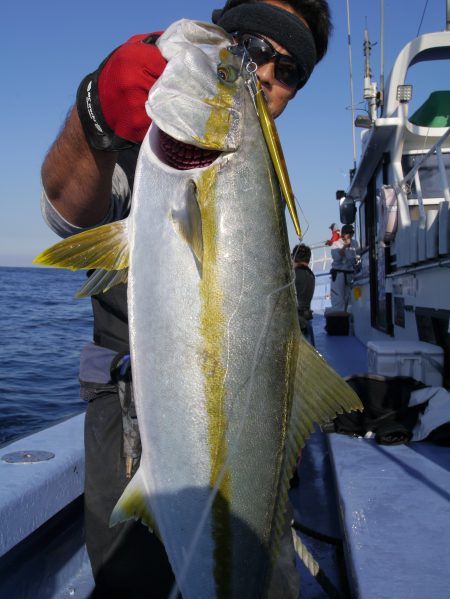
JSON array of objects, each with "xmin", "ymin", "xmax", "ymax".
[
  {"xmin": 110, "ymin": 467, "xmax": 158, "ymax": 536},
  {"xmin": 171, "ymin": 181, "xmax": 204, "ymax": 274},
  {"xmin": 269, "ymin": 333, "xmax": 363, "ymax": 574},
  {"xmin": 34, "ymin": 220, "xmax": 129, "ymax": 272}
]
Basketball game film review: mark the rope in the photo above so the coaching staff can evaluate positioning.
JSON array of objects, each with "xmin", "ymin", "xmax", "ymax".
[
  {"xmin": 416, "ymin": 0, "xmax": 430, "ymax": 36},
  {"xmin": 291, "ymin": 525, "xmax": 345, "ymax": 599},
  {"xmin": 291, "ymin": 519, "xmax": 342, "ymax": 546}
]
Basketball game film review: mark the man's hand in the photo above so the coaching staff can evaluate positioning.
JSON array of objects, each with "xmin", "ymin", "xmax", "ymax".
[{"xmin": 76, "ymin": 33, "xmax": 166, "ymax": 151}]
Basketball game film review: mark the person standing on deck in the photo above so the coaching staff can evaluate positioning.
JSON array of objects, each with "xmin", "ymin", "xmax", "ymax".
[
  {"xmin": 330, "ymin": 224, "xmax": 360, "ymax": 312},
  {"xmin": 39, "ymin": 1, "xmax": 333, "ymax": 596},
  {"xmin": 292, "ymin": 244, "xmax": 315, "ymax": 336}
]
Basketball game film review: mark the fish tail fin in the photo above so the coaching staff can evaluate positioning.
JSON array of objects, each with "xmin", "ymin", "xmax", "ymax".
[
  {"xmin": 110, "ymin": 468, "xmax": 157, "ymax": 534},
  {"xmin": 33, "ymin": 220, "xmax": 129, "ymax": 295}
]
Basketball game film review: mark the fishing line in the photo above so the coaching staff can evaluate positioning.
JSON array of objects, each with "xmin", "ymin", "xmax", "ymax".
[{"xmin": 293, "ymin": 194, "xmax": 310, "ymax": 241}]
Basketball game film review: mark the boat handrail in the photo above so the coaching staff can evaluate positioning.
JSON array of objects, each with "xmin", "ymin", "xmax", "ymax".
[
  {"xmin": 398, "ymin": 126, "xmax": 450, "ymax": 190},
  {"xmin": 386, "ymin": 256, "xmax": 450, "ymax": 278},
  {"xmin": 309, "ymin": 243, "xmax": 332, "ymax": 274},
  {"xmin": 396, "ymin": 125, "xmax": 450, "ymax": 257}
]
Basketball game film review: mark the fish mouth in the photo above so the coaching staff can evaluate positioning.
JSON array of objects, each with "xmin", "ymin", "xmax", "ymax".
[{"xmin": 156, "ymin": 127, "xmax": 222, "ymax": 170}]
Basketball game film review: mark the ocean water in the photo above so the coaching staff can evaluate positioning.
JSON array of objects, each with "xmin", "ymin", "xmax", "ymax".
[{"xmin": 0, "ymin": 267, "xmax": 93, "ymax": 446}]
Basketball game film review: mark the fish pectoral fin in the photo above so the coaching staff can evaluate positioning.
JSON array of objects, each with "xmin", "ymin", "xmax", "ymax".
[
  {"xmin": 33, "ymin": 220, "xmax": 129, "ymax": 273},
  {"xmin": 171, "ymin": 181, "xmax": 203, "ymax": 275},
  {"xmin": 110, "ymin": 468, "xmax": 158, "ymax": 535}
]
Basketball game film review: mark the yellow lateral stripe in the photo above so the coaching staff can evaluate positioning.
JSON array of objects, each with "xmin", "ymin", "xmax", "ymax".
[
  {"xmin": 196, "ymin": 57, "xmax": 242, "ymax": 596},
  {"xmin": 255, "ymin": 81, "xmax": 302, "ymax": 238},
  {"xmin": 197, "ymin": 164, "xmax": 232, "ymax": 599}
]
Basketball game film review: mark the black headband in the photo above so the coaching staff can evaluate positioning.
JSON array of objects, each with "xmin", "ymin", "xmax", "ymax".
[{"xmin": 212, "ymin": 3, "xmax": 317, "ymax": 85}]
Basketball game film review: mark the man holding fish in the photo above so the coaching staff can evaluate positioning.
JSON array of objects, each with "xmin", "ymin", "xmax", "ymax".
[{"xmin": 37, "ymin": 1, "xmax": 360, "ymax": 598}]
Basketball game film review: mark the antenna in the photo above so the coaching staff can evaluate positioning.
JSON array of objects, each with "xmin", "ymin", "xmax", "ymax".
[
  {"xmin": 379, "ymin": 0, "xmax": 385, "ymax": 110},
  {"xmin": 363, "ymin": 26, "xmax": 378, "ymax": 123},
  {"xmin": 345, "ymin": 0, "xmax": 357, "ymax": 170}
]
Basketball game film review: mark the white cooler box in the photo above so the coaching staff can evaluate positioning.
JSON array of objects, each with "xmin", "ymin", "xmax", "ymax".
[{"xmin": 367, "ymin": 340, "xmax": 444, "ymax": 386}]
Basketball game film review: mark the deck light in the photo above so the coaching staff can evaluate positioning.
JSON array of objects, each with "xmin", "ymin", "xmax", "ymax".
[
  {"xmin": 397, "ymin": 84, "xmax": 413, "ymax": 103},
  {"xmin": 355, "ymin": 115, "xmax": 373, "ymax": 128}
]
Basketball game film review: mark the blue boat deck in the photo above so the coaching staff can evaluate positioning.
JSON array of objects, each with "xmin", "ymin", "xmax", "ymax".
[
  {"xmin": 297, "ymin": 314, "xmax": 450, "ymax": 598},
  {"xmin": 2, "ymin": 314, "xmax": 450, "ymax": 598}
]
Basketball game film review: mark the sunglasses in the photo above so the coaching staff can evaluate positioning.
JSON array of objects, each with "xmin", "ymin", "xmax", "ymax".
[{"xmin": 233, "ymin": 33, "xmax": 305, "ymax": 89}]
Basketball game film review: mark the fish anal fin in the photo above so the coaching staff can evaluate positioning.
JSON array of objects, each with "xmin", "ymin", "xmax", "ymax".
[
  {"xmin": 292, "ymin": 334, "xmax": 363, "ymax": 440},
  {"xmin": 110, "ymin": 468, "xmax": 158, "ymax": 537},
  {"xmin": 268, "ymin": 333, "xmax": 363, "ymax": 572},
  {"xmin": 171, "ymin": 180, "xmax": 203, "ymax": 275},
  {"xmin": 33, "ymin": 220, "xmax": 129, "ymax": 272},
  {"xmin": 284, "ymin": 333, "xmax": 363, "ymax": 501}
]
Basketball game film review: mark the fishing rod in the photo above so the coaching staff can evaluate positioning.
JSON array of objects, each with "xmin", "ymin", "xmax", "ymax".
[{"xmin": 345, "ymin": 0, "xmax": 357, "ymax": 171}]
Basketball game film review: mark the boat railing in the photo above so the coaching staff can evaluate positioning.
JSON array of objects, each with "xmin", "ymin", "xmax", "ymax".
[
  {"xmin": 309, "ymin": 242, "xmax": 332, "ymax": 274},
  {"xmin": 308, "ymin": 243, "xmax": 332, "ymax": 314},
  {"xmin": 393, "ymin": 125, "xmax": 450, "ymax": 266}
]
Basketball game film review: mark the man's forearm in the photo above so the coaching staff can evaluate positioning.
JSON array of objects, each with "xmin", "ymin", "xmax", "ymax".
[{"xmin": 41, "ymin": 107, "xmax": 118, "ymax": 228}]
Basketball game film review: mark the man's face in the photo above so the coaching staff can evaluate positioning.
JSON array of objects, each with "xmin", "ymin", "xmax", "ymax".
[
  {"xmin": 255, "ymin": 36, "xmax": 297, "ymax": 118},
  {"xmin": 256, "ymin": 0, "xmax": 310, "ymax": 118},
  {"xmin": 341, "ymin": 233, "xmax": 353, "ymax": 245}
]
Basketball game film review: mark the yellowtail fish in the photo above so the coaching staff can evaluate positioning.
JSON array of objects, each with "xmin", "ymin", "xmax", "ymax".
[{"xmin": 35, "ymin": 19, "xmax": 361, "ymax": 599}]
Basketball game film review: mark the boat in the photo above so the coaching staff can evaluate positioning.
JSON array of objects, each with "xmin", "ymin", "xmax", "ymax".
[
  {"xmin": 338, "ymin": 18, "xmax": 450, "ymax": 355},
  {"xmin": 1, "ymin": 4, "xmax": 450, "ymax": 598},
  {"xmin": 295, "ymin": 2, "xmax": 450, "ymax": 597}
]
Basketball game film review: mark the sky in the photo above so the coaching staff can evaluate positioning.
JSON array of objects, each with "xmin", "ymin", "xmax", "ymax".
[{"xmin": 0, "ymin": 0, "xmax": 447, "ymax": 266}]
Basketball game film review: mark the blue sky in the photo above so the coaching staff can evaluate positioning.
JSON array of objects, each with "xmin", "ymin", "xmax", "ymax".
[{"xmin": 0, "ymin": 0, "xmax": 445, "ymax": 266}]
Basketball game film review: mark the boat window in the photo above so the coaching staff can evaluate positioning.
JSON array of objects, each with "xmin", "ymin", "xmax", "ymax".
[
  {"xmin": 358, "ymin": 199, "xmax": 368, "ymax": 249},
  {"xmin": 366, "ymin": 172, "xmax": 393, "ymax": 335},
  {"xmin": 409, "ymin": 90, "xmax": 450, "ymax": 128},
  {"xmin": 405, "ymin": 57, "xmax": 450, "ymax": 118}
]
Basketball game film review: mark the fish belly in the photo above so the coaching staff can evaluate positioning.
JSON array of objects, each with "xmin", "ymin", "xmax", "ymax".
[{"xmin": 129, "ymin": 134, "xmax": 217, "ymax": 597}]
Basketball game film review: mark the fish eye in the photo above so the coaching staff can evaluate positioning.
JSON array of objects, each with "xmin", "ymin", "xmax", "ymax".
[{"xmin": 217, "ymin": 63, "xmax": 239, "ymax": 84}]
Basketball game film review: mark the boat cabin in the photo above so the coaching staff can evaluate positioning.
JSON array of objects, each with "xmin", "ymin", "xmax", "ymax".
[{"xmin": 342, "ymin": 30, "xmax": 450, "ymax": 389}]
